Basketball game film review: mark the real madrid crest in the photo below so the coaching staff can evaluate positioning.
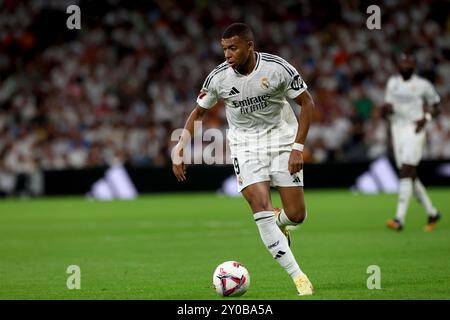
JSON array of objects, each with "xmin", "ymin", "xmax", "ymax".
[{"xmin": 260, "ymin": 77, "xmax": 270, "ymax": 90}]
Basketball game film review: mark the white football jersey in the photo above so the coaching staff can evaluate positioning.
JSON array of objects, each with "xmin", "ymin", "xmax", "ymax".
[
  {"xmin": 384, "ymin": 74, "xmax": 440, "ymax": 124},
  {"xmin": 196, "ymin": 52, "xmax": 307, "ymax": 153}
]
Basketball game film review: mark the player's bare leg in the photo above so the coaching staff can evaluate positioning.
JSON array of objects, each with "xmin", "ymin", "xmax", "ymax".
[
  {"xmin": 274, "ymin": 186, "xmax": 307, "ymax": 245},
  {"xmin": 278, "ymin": 186, "xmax": 307, "ymax": 224},
  {"xmin": 241, "ymin": 181, "xmax": 274, "ymax": 213},
  {"xmin": 241, "ymin": 182, "xmax": 312, "ymax": 295}
]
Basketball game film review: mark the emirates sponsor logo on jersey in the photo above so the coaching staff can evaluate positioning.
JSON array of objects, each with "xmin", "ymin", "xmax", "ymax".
[
  {"xmin": 392, "ymin": 92, "xmax": 416, "ymax": 103},
  {"xmin": 231, "ymin": 94, "xmax": 271, "ymax": 114}
]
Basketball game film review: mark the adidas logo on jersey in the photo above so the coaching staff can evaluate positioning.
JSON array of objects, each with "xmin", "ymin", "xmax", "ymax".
[{"xmin": 228, "ymin": 87, "xmax": 240, "ymax": 96}]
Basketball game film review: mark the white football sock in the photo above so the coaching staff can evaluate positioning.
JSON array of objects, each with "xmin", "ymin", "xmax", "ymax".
[
  {"xmin": 254, "ymin": 211, "xmax": 304, "ymax": 279},
  {"xmin": 413, "ymin": 179, "xmax": 438, "ymax": 217},
  {"xmin": 395, "ymin": 178, "xmax": 413, "ymax": 225}
]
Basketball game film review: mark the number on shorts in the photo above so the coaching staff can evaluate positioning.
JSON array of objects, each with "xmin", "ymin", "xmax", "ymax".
[{"xmin": 233, "ymin": 157, "xmax": 240, "ymax": 175}]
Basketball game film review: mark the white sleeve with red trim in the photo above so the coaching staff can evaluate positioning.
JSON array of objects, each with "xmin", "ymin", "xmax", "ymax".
[{"xmin": 196, "ymin": 69, "xmax": 222, "ymax": 109}]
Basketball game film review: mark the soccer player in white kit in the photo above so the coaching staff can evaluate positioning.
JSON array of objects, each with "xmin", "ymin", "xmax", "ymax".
[
  {"xmin": 172, "ymin": 23, "xmax": 315, "ymax": 295},
  {"xmin": 384, "ymin": 53, "xmax": 441, "ymax": 231}
]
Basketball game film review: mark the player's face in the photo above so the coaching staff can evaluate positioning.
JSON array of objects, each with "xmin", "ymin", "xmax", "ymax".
[
  {"xmin": 398, "ymin": 57, "xmax": 415, "ymax": 80},
  {"xmin": 221, "ymin": 36, "xmax": 253, "ymax": 70}
]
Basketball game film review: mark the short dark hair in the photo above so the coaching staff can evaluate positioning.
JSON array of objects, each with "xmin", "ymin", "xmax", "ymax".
[{"xmin": 222, "ymin": 23, "xmax": 254, "ymax": 41}]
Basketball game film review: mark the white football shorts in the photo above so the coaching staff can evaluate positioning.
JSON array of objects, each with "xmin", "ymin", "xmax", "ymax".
[
  {"xmin": 391, "ymin": 123, "xmax": 426, "ymax": 169},
  {"xmin": 231, "ymin": 150, "xmax": 303, "ymax": 192}
]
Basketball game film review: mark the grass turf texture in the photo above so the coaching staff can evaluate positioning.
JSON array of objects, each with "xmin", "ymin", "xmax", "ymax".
[{"xmin": 0, "ymin": 189, "xmax": 449, "ymax": 300}]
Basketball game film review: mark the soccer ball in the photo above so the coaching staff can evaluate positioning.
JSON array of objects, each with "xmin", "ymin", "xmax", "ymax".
[{"xmin": 212, "ymin": 261, "xmax": 250, "ymax": 297}]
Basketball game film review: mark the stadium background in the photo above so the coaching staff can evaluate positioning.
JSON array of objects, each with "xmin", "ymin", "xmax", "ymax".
[
  {"xmin": 0, "ymin": 0, "xmax": 449, "ymax": 196},
  {"xmin": 0, "ymin": 0, "xmax": 449, "ymax": 301}
]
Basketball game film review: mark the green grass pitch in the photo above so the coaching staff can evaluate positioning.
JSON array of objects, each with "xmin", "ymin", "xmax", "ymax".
[{"xmin": 0, "ymin": 189, "xmax": 449, "ymax": 300}]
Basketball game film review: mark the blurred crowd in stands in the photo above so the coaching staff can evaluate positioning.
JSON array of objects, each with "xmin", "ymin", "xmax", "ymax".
[{"xmin": 0, "ymin": 0, "xmax": 449, "ymax": 195}]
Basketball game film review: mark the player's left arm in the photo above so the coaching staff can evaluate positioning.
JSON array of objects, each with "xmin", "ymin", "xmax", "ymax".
[
  {"xmin": 429, "ymin": 102, "xmax": 440, "ymax": 118},
  {"xmin": 289, "ymin": 90, "xmax": 315, "ymax": 174},
  {"xmin": 416, "ymin": 101, "xmax": 440, "ymax": 133},
  {"xmin": 416, "ymin": 82, "xmax": 441, "ymax": 133}
]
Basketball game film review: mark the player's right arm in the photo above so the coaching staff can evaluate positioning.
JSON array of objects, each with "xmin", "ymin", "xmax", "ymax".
[
  {"xmin": 382, "ymin": 76, "xmax": 395, "ymax": 118},
  {"xmin": 381, "ymin": 103, "xmax": 393, "ymax": 117},
  {"xmin": 172, "ymin": 105, "xmax": 208, "ymax": 182},
  {"xmin": 172, "ymin": 67, "xmax": 222, "ymax": 182}
]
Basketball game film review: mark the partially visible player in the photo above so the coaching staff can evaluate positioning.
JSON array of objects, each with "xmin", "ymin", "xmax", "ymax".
[
  {"xmin": 383, "ymin": 53, "xmax": 441, "ymax": 231},
  {"xmin": 172, "ymin": 23, "xmax": 315, "ymax": 295}
]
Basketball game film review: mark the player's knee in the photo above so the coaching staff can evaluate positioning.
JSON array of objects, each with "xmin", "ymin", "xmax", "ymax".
[
  {"xmin": 399, "ymin": 171, "xmax": 412, "ymax": 179},
  {"xmin": 247, "ymin": 196, "xmax": 272, "ymax": 213},
  {"xmin": 400, "ymin": 165, "xmax": 415, "ymax": 178},
  {"xmin": 292, "ymin": 214, "xmax": 306, "ymax": 224},
  {"xmin": 288, "ymin": 208, "xmax": 307, "ymax": 224}
]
